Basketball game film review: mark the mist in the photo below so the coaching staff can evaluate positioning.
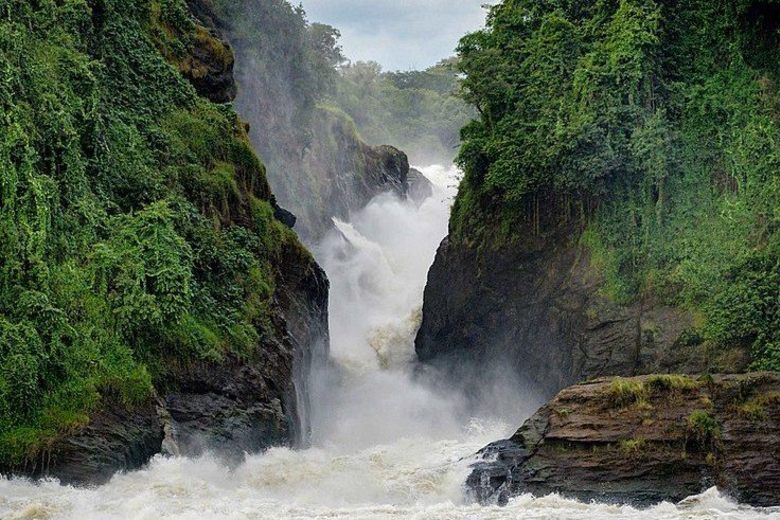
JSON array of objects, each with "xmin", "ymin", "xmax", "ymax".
[
  {"xmin": 2, "ymin": 166, "xmax": 761, "ymax": 519},
  {"xmin": 308, "ymin": 165, "xmax": 541, "ymax": 451}
]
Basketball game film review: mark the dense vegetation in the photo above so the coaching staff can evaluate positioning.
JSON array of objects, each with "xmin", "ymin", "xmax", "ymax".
[
  {"xmin": 209, "ymin": 0, "xmax": 470, "ymax": 240},
  {"xmin": 0, "ymin": 0, "xmax": 305, "ymax": 463},
  {"xmin": 211, "ymin": 0, "xmax": 343, "ymax": 138},
  {"xmin": 332, "ymin": 59, "xmax": 475, "ymax": 164},
  {"xmin": 453, "ymin": 0, "xmax": 780, "ymax": 369}
]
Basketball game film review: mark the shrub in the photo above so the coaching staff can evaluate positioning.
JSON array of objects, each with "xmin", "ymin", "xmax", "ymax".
[
  {"xmin": 687, "ymin": 410, "xmax": 722, "ymax": 448},
  {"xmin": 607, "ymin": 378, "xmax": 648, "ymax": 408}
]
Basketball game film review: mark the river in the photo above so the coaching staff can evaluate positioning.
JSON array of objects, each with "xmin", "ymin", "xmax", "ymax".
[{"xmin": 1, "ymin": 166, "xmax": 778, "ymax": 520}]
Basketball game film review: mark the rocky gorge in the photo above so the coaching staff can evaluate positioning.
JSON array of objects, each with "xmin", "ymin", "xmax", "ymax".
[{"xmin": 1, "ymin": 0, "xmax": 780, "ymax": 515}]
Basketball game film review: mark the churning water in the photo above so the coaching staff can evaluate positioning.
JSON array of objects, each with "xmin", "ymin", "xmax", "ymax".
[{"xmin": 1, "ymin": 166, "xmax": 778, "ymax": 520}]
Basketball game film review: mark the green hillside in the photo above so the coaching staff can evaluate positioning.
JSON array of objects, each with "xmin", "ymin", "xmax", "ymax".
[{"xmin": 453, "ymin": 0, "xmax": 780, "ymax": 370}]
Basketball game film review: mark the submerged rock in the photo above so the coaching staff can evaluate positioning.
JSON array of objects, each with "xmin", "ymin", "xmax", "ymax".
[{"xmin": 468, "ymin": 373, "xmax": 780, "ymax": 508}]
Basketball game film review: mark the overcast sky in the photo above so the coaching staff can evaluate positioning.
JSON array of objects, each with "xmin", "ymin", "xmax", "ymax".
[{"xmin": 299, "ymin": 0, "xmax": 493, "ymax": 71}]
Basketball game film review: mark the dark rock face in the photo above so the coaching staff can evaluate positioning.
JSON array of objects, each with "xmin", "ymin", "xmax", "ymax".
[
  {"xmin": 416, "ymin": 225, "xmax": 749, "ymax": 399},
  {"xmin": 273, "ymin": 201, "xmax": 297, "ymax": 229},
  {"xmin": 162, "ymin": 356, "xmax": 293, "ymax": 460},
  {"xmin": 407, "ymin": 168, "xmax": 435, "ymax": 205},
  {"xmin": 5, "ymin": 399, "xmax": 164, "ymax": 486},
  {"xmin": 0, "ymin": 237, "xmax": 329, "ymax": 486},
  {"xmin": 184, "ymin": 30, "xmax": 237, "ymax": 103},
  {"xmin": 273, "ymin": 241, "xmax": 330, "ymax": 446},
  {"xmin": 183, "ymin": 0, "xmax": 237, "ymax": 103},
  {"xmin": 468, "ymin": 373, "xmax": 780, "ymax": 508}
]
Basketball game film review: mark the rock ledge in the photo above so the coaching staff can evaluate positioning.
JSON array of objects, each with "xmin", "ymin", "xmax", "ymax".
[{"xmin": 468, "ymin": 373, "xmax": 780, "ymax": 507}]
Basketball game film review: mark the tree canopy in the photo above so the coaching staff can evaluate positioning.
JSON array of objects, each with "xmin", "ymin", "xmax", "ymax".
[{"xmin": 453, "ymin": 0, "xmax": 780, "ymax": 369}]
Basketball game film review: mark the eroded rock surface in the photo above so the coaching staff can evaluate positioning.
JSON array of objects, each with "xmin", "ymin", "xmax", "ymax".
[
  {"xmin": 468, "ymin": 373, "xmax": 780, "ymax": 507},
  {"xmin": 416, "ymin": 225, "xmax": 749, "ymax": 399}
]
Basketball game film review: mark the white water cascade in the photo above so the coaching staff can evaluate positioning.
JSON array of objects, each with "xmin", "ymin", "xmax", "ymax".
[{"xmin": 1, "ymin": 166, "xmax": 778, "ymax": 520}]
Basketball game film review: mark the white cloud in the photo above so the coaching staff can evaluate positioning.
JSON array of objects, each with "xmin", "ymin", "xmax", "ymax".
[{"xmin": 299, "ymin": 0, "xmax": 493, "ymax": 71}]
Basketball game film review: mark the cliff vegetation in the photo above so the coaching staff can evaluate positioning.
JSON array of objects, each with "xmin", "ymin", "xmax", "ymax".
[
  {"xmin": 0, "ymin": 0, "xmax": 310, "ymax": 466},
  {"xmin": 332, "ymin": 59, "xmax": 476, "ymax": 165},
  {"xmin": 453, "ymin": 0, "xmax": 780, "ymax": 370},
  {"xmin": 207, "ymin": 0, "xmax": 411, "ymax": 241}
]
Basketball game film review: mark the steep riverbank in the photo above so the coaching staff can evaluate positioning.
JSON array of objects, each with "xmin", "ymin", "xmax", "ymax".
[
  {"xmin": 416, "ymin": 0, "xmax": 779, "ymax": 449},
  {"xmin": 0, "ymin": 0, "xmax": 328, "ymax": 483}
]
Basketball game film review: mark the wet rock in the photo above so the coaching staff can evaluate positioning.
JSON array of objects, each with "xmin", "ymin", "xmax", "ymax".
[
  {"xmin": 407, "ymin": 168, "xmax": 434, "ymax": 205},
  {"xmin": 416, "ymin": 223, "xmax": 749, "ymax": 399},
  {"xmin": 468, "ymin": 373, "xmax": 780, "ymax": 507},
  {"xmin": 162, "ymin": 356, "xmax": 292, "ymax": 461},
  {"xmin": 1, "ymin": 399, "xmax": 164, "ymax": 486},
  {"xmin": 2, "ymin": 238, "xmax": 328, "ymax": 485}
]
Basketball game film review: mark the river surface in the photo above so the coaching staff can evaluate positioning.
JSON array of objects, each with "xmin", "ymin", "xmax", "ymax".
[{"xmin": 2, "ymin": 165, "xmax": 779, "ymax": 520}]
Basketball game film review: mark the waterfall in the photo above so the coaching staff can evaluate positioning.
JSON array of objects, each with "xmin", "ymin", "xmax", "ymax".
[{"xmin": 0, "ymin": 166, "xmax": 773, "ymax": 520}]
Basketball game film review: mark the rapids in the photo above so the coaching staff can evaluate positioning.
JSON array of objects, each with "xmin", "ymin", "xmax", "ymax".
[{"xmin": 1, "ymin": 166, "xmax": 778, "ymax": 520}]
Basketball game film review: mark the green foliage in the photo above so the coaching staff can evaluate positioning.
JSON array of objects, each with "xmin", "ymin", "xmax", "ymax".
[
  {"xmin": 0, "ymin": 0, "xmax": 303, "ymax": 463},
  {"xmin": 645, "ymin": 375, "xmax": 701, "ymax": 393},
  {"xmin": 607, "ymin": 378, "xmax": 648, "ymax": 408},
  {"xmin": 454, "ymin": 0, "xmax": 780, "ymax": 369},
  {"xmin": 737, "ymin": 391, "xmax": 780, "ymax": 420},
  {"xmin": 687, "ymin": 410, "xmax": 722, "ymax": 448},
  {"xmin": 94, "ymin": 201, "xmax": 193, "ymax": 336},
  {"xmin": 618, "ymin": 438, "xmax": 648, "ymax": 458},
  {"xmin": 331, "ymin": 59, "xmax": 475, "ymax": 164}
]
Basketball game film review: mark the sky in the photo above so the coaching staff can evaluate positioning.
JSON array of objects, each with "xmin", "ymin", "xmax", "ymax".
[{"xmin": 299, "ymin": 0, "xmax": 494, "ymax": 71}]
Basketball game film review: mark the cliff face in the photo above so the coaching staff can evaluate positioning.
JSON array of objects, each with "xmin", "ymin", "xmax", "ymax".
[
  {"xmin": 416, "ymin": 224, "xmax": 749, "ymax": 399},
  {"xmin": 270, "ymin": 107, "xmax": 410, "ymax": 242},
  {"xmin": 208, "ymin": 0, "xmax": 410, "ymax": 243},
  {"xmin": 468, "ymin": 373, "xmax": 780, "ymax": 508},
  {"xmin": 420, "ymin": 0, "xmax": 780, "ymax": 391},
  {"xmin": 0, "ymin": 0, "xmax": 327, "ymax": 485}
]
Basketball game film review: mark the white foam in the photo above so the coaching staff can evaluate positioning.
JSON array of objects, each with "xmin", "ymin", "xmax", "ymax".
[{"xmin": 2, "ymin": 165, "xmax": 777, "ymax": 520}]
